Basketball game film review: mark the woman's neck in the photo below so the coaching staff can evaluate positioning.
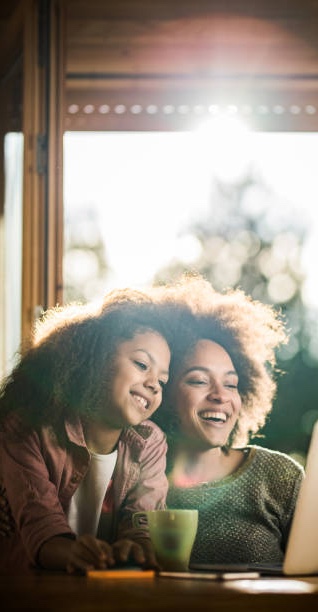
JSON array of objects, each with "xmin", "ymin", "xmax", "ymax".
[
  {"xmin": 169, "ymin": 443, "xmax": 244, "ymax": 487},
  {"xmin": 83, "ymin": 420, "xmax": 122, "ymax": 454}
]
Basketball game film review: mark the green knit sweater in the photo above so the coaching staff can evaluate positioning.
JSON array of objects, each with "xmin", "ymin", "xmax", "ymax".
[{"xmin": 166, "ymin": 446, "xmax": 304, "ymax": 564}]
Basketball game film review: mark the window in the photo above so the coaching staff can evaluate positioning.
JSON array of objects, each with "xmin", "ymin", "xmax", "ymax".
[{"xmin": 0, "ymin": 133, "xmax": 23, "ymax": 378}]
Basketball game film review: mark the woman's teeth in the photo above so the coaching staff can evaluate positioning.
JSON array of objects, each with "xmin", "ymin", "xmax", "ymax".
[{"xmin": 199, "ymin": 411, "xmax": 227, "ymax": 423}]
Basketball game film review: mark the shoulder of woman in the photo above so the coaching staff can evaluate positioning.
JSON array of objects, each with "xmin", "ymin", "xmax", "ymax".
[{"xmin": 248, "ymin": 445, "xmax": 305, "ymax": 476}]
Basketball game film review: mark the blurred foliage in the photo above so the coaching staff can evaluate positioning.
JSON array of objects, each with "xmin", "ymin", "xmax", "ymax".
[
  {"xmin": 63, "ymin": 207, "xmax": 109, "ymax": 303},
  {"xmin": 154, "ymin": 170, "xmax": 318, "ymax": 461},
  {"xmin": 63, "ymin": 169, "xmax": 318, "ymax": 459}
]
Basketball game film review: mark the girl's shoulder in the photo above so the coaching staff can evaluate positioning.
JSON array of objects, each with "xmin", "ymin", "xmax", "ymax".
[
  {"xmin": 0, "ymin": 412, "xmax": 35, "ymax": 440},
  {"xmin": 120, "ymin": 419, "xmax": 167, "ymax": 448},
  {"xmin": 116, "ymin": 421, "xmax": 167, "ymax": 467}
]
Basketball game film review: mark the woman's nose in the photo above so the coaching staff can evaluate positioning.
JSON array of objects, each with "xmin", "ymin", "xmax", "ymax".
[{"xmin": 207, "ymin": 383, "xmax": 227, "ymax": 402}]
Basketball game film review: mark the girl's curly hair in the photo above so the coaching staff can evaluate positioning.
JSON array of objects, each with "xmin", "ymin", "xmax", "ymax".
[
  {"xmin": 0, "ymin": 288, "xmax": 179, "ymax": 432},
  {"xmin": 151, "ymin": 273, "xmax": 287, "ymax": 447}
]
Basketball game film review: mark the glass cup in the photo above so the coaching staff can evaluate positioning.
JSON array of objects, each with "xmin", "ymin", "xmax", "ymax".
[{"xmin": 133, "ymin": 509, "xmax": 198, "ymax": 571}]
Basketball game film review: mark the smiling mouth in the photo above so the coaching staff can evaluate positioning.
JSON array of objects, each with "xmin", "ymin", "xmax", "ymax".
[
  {"xmin": 199, "ymin": 411, "xmax": 228, "ymax": 424},
  {"xmin": 131, "ymin": 393, "xmax": 150, "ymax": 410}
]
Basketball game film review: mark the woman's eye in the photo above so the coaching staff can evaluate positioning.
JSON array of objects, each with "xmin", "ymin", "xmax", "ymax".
[
  {"xmin": 186, "ymin": 378, "xmax": 207, "ymax": 386},
  {"xmin": 225, "ymin": 382, "xmax": 238, "ymax": 389},
  {"xmin": 134, "ymin": 360, "xmax": 148, "ymax": 370}
]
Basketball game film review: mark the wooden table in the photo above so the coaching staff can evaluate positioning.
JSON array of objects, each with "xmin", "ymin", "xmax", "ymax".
[{"xmin": 1, "ymin": 570, "xmax": 318, "ymax": 612}]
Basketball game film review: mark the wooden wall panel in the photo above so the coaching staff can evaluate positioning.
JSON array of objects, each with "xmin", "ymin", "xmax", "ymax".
[
  {"xmin": 64, "ymin": 0, "xmax": 318, "ymax": 78},
  {"xmin": 62, "ymin": 0, "xmax": 318, "ymax": 131},
  {"xmin": 0, "ymin": 1, "xmax": 23, "ymax": 80}
]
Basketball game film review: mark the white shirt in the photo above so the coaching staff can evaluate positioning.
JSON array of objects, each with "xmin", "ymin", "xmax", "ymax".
[{"xmin": 68, "ymin": 449, "xmax": 117, "ymax": 537}]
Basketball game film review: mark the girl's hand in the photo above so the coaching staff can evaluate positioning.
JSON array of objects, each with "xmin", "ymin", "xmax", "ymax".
[
  {"xmin": 66, "ymin": 535, "xmax": 116, "ymax": 574},
  {"xmin": 39, "ymin": 534, "xmax": 115, "ymax": 574},
  {"xmin": 112, "ymin": 538, "xmax": 159, "ymax": 569}
]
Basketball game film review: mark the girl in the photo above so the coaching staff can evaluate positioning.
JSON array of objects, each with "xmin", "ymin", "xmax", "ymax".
[{"xmin": 0, "ymin": 288, "xmax": 177, "ymax": 573}]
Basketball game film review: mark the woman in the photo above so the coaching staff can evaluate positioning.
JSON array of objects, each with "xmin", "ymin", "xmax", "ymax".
[
  {"xmin": 152, "ymin": 276, "xmax": 304, "ymax": 565},
  {"xmin": 0, "ymin": 288, "xmax": 184, "ymax": 574}
]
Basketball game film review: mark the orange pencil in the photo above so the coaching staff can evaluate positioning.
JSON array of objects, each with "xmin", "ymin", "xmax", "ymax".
[{"xmin": 87, "ymin": 569, "xmax": 155, "ymax": 579}]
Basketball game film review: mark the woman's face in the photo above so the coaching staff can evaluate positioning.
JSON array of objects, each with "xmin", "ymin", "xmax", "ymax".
[
  {"xmin": 174, "ymin": 339, "xmax": 241, "ymax": 449},
  {"xmin": 97, "ymin": 330, "xmax": 170, "ymax": 429}
]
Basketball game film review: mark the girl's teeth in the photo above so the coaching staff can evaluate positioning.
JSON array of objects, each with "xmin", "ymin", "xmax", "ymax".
[{"xmin": 134, "ymin": 395, "xmax": 148, "ymax": 408}]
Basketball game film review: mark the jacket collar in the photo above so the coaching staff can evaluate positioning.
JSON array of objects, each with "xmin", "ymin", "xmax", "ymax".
[{"xmin": 64, "ymin": 415, "xmax": 87, "ymax": 447}]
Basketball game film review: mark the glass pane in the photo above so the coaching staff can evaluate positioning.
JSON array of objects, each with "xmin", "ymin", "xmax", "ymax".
[
  {"xmin": 0, "ymin": 133, "xmax": 23, "ymax": 378},
  {"xmin": 63, "ymin": 129, "xmax": 318, "ymax": 308}
]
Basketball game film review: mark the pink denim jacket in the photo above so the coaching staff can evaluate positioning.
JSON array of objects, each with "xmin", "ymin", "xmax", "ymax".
[{"xmin": 0, "ymin": 415, "xmax": 168, "ymax": 571}]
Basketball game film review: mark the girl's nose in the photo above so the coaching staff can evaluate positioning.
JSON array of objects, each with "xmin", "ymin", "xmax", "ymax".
[{"xmin": 144, "ymin": 373, "xmax": 160, "ymax": 394}]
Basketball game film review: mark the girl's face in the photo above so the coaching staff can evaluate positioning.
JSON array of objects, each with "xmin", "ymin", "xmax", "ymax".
[
  {"xmin": 174, "ymin": 339, "xmax": 241, "ymax": 449},
  {"xmin": 97, "ymin": 330, "xmax": 170, "ymax": 429}
]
